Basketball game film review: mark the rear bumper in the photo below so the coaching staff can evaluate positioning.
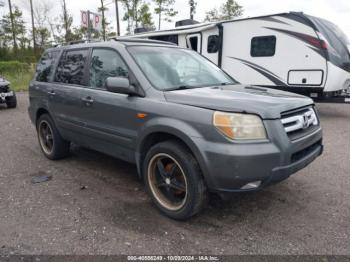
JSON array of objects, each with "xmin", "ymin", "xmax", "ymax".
[{"xmin": 192, "ymin": 125, "xmax": 323, "ymax": 193}]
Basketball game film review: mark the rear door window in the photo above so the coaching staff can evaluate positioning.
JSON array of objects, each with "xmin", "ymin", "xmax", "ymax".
[
  {"xmin": 36, "ymin": 50, "xmax": 60, "ymax": 82},
  {"xmin": 54, "ymin": 49, "xmax": 89, "ymax": 86},
  {"xmin": 251, "ymin": 36, "xmax": 276, "ymax": 57},
  {"xmin": 89, "ymin": 48, "xmax": 129, "ymax": 89}
]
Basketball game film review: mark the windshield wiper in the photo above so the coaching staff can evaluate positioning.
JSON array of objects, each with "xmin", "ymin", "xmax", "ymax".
[
  {"xmin": 165, "ymin": 85, "xmax": 198, "ymax": 91},
  {"xmin": 220, "ymin": 82, "xmax": 235, "ymax": 86}
]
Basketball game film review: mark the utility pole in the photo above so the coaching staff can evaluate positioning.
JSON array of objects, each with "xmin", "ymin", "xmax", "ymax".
[
  {"xmin": 100, "ymin": 0, "xmax": 106, "ymax": 41},
  {"xmin": 115, "ymin": 0, "xmax": 120, "ymax": 36},
  {"xmin": 7, "ymin": 0, "xmax": 17, "ymax": 49},
  {"xmin": 158, "ymin": 2, "xmax": 162, "ymax": 30},
  {"xmin": 87, "ymin": 10, "xmax": 91, "ymax": 41},
  {"xmin": 189, "ymin": 0, "xmax": 196, "ymax": 20},
  {"xmin": 62, "ymin": 0, "xmax": 69, "ymax": 42},
  {"xmin": 29, "ymin": 0, "xmax": 36, "ymax": 51}
]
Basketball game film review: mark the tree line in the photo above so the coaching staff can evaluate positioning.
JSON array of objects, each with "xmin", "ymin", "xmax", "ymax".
[{"xmin": 0, "ymin": 0, "xmax": 243, "ymax": 62}]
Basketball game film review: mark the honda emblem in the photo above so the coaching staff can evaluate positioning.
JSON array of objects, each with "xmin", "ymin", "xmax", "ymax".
[{"xmin": 302, "ymin": 114, "xmax": 310, "ymax": 129}]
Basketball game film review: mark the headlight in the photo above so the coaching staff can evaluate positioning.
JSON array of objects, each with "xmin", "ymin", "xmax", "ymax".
[{"xmin": 213, "ymin": 111, "xmax": 267, "ymax": 140}]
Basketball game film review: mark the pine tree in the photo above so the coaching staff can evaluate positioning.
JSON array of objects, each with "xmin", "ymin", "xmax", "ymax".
[
  {"xmin": 153, "ymin": 0, "xmax": 177, "ymax": 30},
  {"xmin": 1, "ymin": 5, "xmax": 27, "ymax": 48},
  {"xmin": 204, "ymin": 0, "xmax": 243, "ymax": 22},
  {"xmin": 138, "ymin": 3, "xmax": 155, "ymax": 30},
  {"xmin": 121, "ymin": 0, "xmax": 155, "ymax": 34}
]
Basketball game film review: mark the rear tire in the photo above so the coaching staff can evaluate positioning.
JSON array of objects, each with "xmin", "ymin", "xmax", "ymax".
[
  {"xmin": 6, "ymin": 92, "xmax": 17, "ymax": 108},
  {"xmin": 143, "ymin": 140, "xmax": 208, "ymax": 220},
  {"xmin": 37, "ymin": 114, "xmax": 70, "ymax": 160}
]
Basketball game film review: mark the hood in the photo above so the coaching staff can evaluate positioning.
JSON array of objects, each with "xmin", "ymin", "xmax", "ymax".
[
  {"xmin": 164, "ymin": 85, "xmax": 314, "ymax": 119},
  {"xmin": 0, "ymin": 77, "xmax": 10, "ymax": 87}
]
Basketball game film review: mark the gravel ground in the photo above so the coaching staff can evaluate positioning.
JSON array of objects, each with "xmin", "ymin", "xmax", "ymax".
[{"xmin": 0, "ymin": 92, "xmax": 349, "ymax": 255}]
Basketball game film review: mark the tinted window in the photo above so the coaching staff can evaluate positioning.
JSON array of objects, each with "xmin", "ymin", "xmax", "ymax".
[
  {"xmin": 149, "ymin": 35, "xmax": 178, "ymax": 44},
  {"xmin": 36, "ymin": 51, "xmax": 59, "ymax": 82},
  {"xmin": 207, "ymin": 35, "xmax": 219, "ymax": 53},
  {"xmin": 251, "ymin": 36, "xmax": 276, "ymax": 57},
  {"xmin": 54, "ymin": 49, "xmax": 89, "ymax": 85},
  {"xmin": 189, "ymin": 36, "xmax": 198, "ymax": 51},
  {"xmin": 90, "ymin": 49, "xmax": 129, "ymax": 89}
]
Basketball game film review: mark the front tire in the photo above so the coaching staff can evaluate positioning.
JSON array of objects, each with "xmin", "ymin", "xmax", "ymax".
[
  {"xmin": 6, "ymin": 92, "xmax": 17, "ymax": 108},
  {"xmin": 37, "ymin": 114, "xmax": 70, "ymax": 160},
  {"xmin": 143, "ymin": 141, "xmax": 208, "ymax": 220}
]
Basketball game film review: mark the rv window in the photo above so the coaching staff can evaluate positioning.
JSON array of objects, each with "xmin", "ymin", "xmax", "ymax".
[
  {"xmin": 251, "ymin": 36, "xmax": 276, "ymax": 57},
  {"xmin": 189, "ymin": 37, "xmax": 198, "ymax": 52},
  {"xmin": 149, "ymin": 35, "xmax": 178, "ymax": 44},
  {"xmin": 207, "ymin": 35, "xmax": 219, "ymax": 53}
]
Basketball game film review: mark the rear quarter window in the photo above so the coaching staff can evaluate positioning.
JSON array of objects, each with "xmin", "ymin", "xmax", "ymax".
[
  {"xmin": 251, "ymin": 36, "xmax": 276, "ymax": 57},
  {"xmin": 36, "ymin": 51, "xmax": 60, "ymax": 82},
  {"xmin": 54, "ymin": 49, "xmax": 89, "ymax": 86}
]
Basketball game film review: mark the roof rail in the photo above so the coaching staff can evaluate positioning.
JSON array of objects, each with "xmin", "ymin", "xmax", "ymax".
[
  {"xmin": 110, "ymin": 37, "xmax": 176, "ymax": 46},
  {"xmin": 52, "ymin": 39, "xmax": 101, "ymax": 48}
]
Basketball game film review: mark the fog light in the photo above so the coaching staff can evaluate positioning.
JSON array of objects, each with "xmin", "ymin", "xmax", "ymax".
[{"xmin": 241, "ymin": 181, "xmax": 262, "ymax": 190}]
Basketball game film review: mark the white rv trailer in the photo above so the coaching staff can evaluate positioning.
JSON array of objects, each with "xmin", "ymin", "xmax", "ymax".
[{"xmin": 123, "ymin": 12, "xmax": 350, "ymax": 102}]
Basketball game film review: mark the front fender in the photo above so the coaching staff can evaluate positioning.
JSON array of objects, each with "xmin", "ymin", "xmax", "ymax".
[{"xmin": 135, "ymin": 117, "xmax": 215, "ymax": 188}]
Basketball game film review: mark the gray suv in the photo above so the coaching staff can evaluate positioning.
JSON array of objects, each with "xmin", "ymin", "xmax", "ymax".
[{"xmin": 29, "ymin": 39, "xmax": 323, "ymax": 220}]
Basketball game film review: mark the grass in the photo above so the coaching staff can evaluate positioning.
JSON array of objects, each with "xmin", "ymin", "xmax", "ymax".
[{"xmin": 2, "ymin": 67, "xmax": 35, "ymax": 92}]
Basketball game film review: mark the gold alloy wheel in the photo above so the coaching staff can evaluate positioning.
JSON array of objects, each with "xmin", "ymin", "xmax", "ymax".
[
  {"xmin": 148, "ymin": 153, "xmax": 188, "ymax": 211},
  {"xmin": 38, "ymin": 120, "xmax": 54, "ymax": 155}
]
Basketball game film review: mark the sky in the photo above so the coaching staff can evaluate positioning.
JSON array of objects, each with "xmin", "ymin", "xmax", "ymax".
[{"xmin": 1, "ymin": 0, "xmax": 350, "ymax": 38}]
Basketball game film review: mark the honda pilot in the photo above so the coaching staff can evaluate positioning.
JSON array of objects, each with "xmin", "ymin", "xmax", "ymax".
[{"xmin": 28, "ymin": 39, "xmax": 323, "ymax": 220}]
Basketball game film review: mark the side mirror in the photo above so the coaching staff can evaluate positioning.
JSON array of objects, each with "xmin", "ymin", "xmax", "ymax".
[{"xmin": 106, "ymin": 77, "xmax": 135, "ymax": 95}]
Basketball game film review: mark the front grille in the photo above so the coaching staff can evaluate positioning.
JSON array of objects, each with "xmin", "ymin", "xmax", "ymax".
[
  {"xmin": 291, "ymin": 140, "xmax": 322, "ymax": 163},
  {"xmin": 281, "ymin": 107, "xmax": 319, "ymax": 140}
]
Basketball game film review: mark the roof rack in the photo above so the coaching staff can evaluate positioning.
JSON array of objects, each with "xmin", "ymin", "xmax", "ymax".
[
  {"xmin": 51, "ymin": 37, "xmax": 176, "ymax": 48},
  {"xmin": 110, "ymin": 37, "xmax": 176, "ymax": 46}
]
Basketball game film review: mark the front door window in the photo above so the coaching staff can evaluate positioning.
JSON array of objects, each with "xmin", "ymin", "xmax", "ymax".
[{"xmin": 90, "ymin": 48, "xmax": 129, "ymax": 89}]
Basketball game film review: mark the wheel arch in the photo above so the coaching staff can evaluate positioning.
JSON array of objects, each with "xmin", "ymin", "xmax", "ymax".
[
  {"xmin": 36, "ymin": 108, "xmax": 50, "ymax": 124},
  {"xmin": 135, "ymin": 123, "xmax": 212, "ymax": 188}
]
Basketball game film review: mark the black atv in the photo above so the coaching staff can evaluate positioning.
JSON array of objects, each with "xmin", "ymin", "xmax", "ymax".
[{"xmin": 0, "ymin": 77, "xmax": 17, "ymax": 109}]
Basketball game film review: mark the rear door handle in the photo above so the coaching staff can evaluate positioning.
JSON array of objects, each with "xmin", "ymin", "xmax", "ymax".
[
  {"xmin": 81, "ymin": 96, "xmax": 94, "ymax": 105},
  {"xmin": 48, "ymin": 90, "xmax": 56, "ymax": 96}
]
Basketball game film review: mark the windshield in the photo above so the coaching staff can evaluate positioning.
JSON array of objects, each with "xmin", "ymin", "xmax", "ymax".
[{"xmin": 128, "ymin": 46, "xmax": 236, "ymax": 91}]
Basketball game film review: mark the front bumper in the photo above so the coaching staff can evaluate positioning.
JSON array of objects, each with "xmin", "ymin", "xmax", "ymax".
[
  {"xmin": 0, "ymin": 91, "xmax": 14, "ymax": 103},
  {"xmin": 192, "ymin": 123, "xmax": 323, "ymax": 193}
]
